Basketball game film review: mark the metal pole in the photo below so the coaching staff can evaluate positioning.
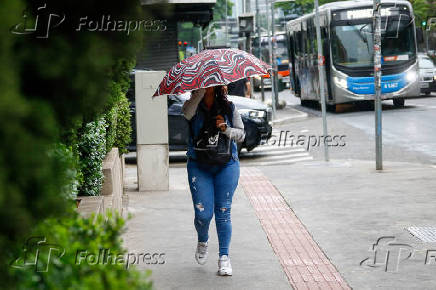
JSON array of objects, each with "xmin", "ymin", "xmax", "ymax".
[
  {"xmin": 261, "ymin": 77, "xmax": 265, "ymax": 101},
  {"xmin": 373, "ymin": 0, "xmax": 383, "ymax": 170},
  {"xmin": 225, "ymin": 0, "xmax": 228, "ymax": 46},
  {"xmin": 266, "ymin": 0, "xmax": 276, "ymax": 117},
  {"xmin": 198, "ymin": 26, "xmax": 203, "ymax": 52},
  {"xmin": 256, "ymin": 0, "xmax": 261, "ymax": 57},
  {"xmin": 245, "ymin": 0, "xmax": 251, "ymax": 13},
  {"xmin": 271, "ymin": 1, "xmax": 279, "ymax": 107},
  {"xmin": 256, "ymin": 0, "xmax": 265, "ymax": 101},
  {"xmin": 314, "ymin": 0, "xmax": 329, "ymax": 162},
  {"xmin": 426, "ymin": 30, "xmax": 429, "ymax": 52}
]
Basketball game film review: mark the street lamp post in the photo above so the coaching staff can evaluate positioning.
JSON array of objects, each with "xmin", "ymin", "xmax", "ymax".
[{"xmin": 373, "ymin": 0, "xmax": 383, "ymax": 170}]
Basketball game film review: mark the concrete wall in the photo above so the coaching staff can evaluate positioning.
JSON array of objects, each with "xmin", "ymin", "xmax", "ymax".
[
  {"xmin": 77, "ymin": 148, "xmax": 125, "ymax": 220},
  {"xmin": 135, "ymin": 71, "xmax": 169, "ymax": 191},
  {"xmin": 101, "ymin": 147, "xmax": 124, "ymax": 213}
]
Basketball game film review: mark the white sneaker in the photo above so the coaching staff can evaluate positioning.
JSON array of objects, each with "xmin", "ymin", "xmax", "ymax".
[
  {"xmin": 195, "ymin": 241, "xmax": 208, "ymax": 265},
  {"xmin": 218, "ymin": 255, "xmax": 232, "ymax": 276}
]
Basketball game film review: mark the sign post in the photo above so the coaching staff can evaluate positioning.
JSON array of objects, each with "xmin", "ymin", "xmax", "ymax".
[
  {"xmin": 266, "ymin": 0, "xmax": 276, "ymax": 118},
  {"xmin": 314, "ymin": 0, "xmax": 329, "ymax": 162},
  {"xmin": 373, "ymin": 0, "xmax": 383, "ymax": 170}
]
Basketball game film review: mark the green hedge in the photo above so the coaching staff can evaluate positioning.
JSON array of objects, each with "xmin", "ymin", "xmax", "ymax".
[
  {"xmin": 1, "ymin": 0, "xmax": 153, "ymax": 286},
  {"xmin": 77, "ymin": 117, "xmax": 107, "ymax": 197},
  {"xmin": 104, "ymin": 81, "xmax": 133, "ymax": 155},
  {"xmin": 10, "ymin": 211, "xmax": 153, "ymax": 290},
  {"xmin": 114, "ymin": 94, "xmax": 132, "ymax": 155}
]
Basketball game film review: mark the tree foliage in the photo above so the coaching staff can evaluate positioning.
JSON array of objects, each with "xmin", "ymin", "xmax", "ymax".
[
  {"xmin": 213, "ymin": 0, "xmax": 234, "ymax": 21},
  {"xmin": 10, "ymin": 211, "xmax": 153, "ymax": 290},
  {"xmin": 0, "ymin": 0, "xmax": 145, "ymax": 286}
]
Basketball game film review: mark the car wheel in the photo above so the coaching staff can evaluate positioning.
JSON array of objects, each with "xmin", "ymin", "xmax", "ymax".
[
  {"xmin": 425, "ymin": 91, "xmax": 431, "ymax": 95},
  {"xmin": 393, "ymin": 98, "xmax": 405, "ymax": 108}
]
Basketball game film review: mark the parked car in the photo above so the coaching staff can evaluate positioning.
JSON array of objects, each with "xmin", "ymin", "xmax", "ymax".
[
  {"xmin": 126, "ymin": 73, "xmax": 272, "ymax": 155},
  {"xmin": 418, "ymin": 54, "xmax": 436, "ymax": 95}
]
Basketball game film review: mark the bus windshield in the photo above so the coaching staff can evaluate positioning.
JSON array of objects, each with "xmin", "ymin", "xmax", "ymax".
[{"xmin": 331, "ymin": 15, "xmax": 416, "ymax": 68}]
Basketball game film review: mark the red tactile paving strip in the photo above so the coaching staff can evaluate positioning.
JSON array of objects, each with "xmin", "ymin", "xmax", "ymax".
[{"xmin": 239, "ymin": 167, "xmax": 351, "ymax": 290}]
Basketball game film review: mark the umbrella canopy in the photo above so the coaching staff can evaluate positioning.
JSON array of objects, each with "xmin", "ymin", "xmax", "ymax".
[{"xmin": 153, "ymin": 48, "xmax": 271, "ymax": 97}]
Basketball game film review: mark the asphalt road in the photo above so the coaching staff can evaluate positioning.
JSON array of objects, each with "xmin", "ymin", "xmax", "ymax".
[{"xmin": 252, "ymin": 89, "xmax": 436, "ymax": 166}]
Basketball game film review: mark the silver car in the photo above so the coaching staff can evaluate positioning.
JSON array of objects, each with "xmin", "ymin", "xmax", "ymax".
[{"xmin": 418, "ymin": 54, "xmax": 436, "ymax": 95}]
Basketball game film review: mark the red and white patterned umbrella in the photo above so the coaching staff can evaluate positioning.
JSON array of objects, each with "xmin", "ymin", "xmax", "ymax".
[{"xmin": 152, "ymin": 48, "xmax": 271, "ymax": 97}]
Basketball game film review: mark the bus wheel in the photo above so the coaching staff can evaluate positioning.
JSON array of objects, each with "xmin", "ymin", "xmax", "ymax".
[
  {"xmin": 300, "ymin": 99, "xmax": 311, "ymax": 107},
  {"xmin": 327, "ymin": 104, "xmax": 336, "ymax": 112},
  {"xmin": 393, "ymin": 98, "xmax": 405, "ymax": 108}
]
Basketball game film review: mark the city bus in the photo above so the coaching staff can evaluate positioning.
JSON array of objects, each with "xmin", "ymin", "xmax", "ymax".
[
  {"xmin": 286, "ymin": 0, "xmax": 420, "ymax": 110},
  {"xmin": 252, "ymin": 32, "xmax": 290, "ymax": 91}
]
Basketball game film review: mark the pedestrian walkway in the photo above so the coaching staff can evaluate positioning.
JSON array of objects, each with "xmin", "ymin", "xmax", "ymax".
[
  {"xmin": 240, "ymin": 167, "xmax": 349, "ymax": 290},
  {"xmin": 122, "ymin": 165, "xmax": 291, "ymax": 290},
  {"xmin": 122, "ymin": 160, "xmax": 351, "ymax": 290},
  {"xmin": 259, "ymin": 159, "xmax": 436, "ymax": 290}
]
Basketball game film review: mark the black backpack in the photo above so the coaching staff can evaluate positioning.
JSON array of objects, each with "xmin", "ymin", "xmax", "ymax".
[{"xmin": 189, "ymin": 103, "xmax": 234, "ymax": 165}]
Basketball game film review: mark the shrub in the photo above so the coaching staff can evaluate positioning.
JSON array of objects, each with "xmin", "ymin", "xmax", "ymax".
[
  {"xmin": 48, "ymin": 143, "xmax": 82, "ymax": 200},
  {"xmin": 105, "ymin": 103, "xmax": 119, "ymax": 154},
  {"xmin": 1, "ymin": 0, "xmax": 151, "ymax": 285},
  {"xmin": 10, "ymin": 211, "xmax": 153, "ymax": 290},
  {"xmin": 114, "ymin": 94, "xmax": 132, "ymax": 155},
  {"xmin": 77, "ymin": 117, "xmax": 107, "ymax": 196},
  {"xmin": 104, "ymin": 58, "xmax": 136, "ymax": 155}
]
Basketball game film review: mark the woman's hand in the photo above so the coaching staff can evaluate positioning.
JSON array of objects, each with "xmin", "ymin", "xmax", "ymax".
[
  {"xmin": 191, "ymin": 88, "xmax": 206, "ymax": 99},
  {"xmin": 215, "ymin": 115, "xmax": 227, "ymax": 132}
]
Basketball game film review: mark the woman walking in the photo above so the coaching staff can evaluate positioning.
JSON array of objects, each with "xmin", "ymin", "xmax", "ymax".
[{"xmin": 182, "ymin": 85, "xmax": 245, "ymax": 276}]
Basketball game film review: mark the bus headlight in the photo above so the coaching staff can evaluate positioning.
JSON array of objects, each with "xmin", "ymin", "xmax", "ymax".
[
  {"xmin": 406, "ymin": 71, "xmax": 417, "ymax": 82},
  {"xmin": 333, "ymin": 76, "xmax": 347, "ymax": 89}
]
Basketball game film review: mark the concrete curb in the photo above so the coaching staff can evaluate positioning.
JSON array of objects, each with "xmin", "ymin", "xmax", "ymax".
[{"xmin": 272, "ymin": 106, "xmax": 308, "ymax": 125}]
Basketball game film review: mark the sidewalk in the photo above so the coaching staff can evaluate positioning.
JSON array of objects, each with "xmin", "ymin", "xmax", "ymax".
[
  {"xmin": 122, "ymin": 159, "xmax": 436, "ymax": 290},
  {"xmin": 122, "ymin": 165, "xmax": 291, "ymax": 290},
  {"xmin": 251, "ymin": 91, "xmax": 307, "ymax": 125},
  {"xmin": 259, "ymin": 160, "xmax": 436, "ymax": 290}
]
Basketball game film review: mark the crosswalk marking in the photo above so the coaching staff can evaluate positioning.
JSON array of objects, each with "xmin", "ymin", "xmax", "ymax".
[
  {"xmin": 251, "ymin": 156, "xmax": 314, "ymax": 166},
  {"xmin": 247, "ymin": 145, "xmax": 306, "ymax": 152},
  {"xmin": 240, "ymin": 130, "xmax": 314, "ymax": 166}
]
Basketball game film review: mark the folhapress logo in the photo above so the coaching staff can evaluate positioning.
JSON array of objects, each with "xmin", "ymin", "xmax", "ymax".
[
  {"xmin": 10, "ymin": 3, "xmax": 66, "ymax": 39},
  {"xmin": 10, "ymin": 236, "xmax": 66, "ymax": 272}
]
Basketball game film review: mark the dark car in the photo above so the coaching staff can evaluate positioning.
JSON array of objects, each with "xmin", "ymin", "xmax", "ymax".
[{"xmin": 126, "ymin": 75, "xmax": 272, "ymax": 155}]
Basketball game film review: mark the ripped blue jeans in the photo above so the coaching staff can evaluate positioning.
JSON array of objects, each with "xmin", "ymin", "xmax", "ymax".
[{"xmin": 187, "ymin": 158, "xmax": 240, "ymax": 257}]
